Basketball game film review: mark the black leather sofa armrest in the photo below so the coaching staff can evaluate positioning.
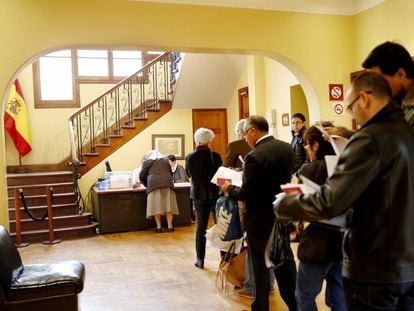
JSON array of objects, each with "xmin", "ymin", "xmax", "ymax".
[{"xmin": 10, "ymin": 261, "xmax": 85, "ymax": 293}]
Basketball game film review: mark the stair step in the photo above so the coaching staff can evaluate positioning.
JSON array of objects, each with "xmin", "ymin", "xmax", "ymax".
[
  {"xmin": 8, "ymin": 192, "xmax": 76, "ymax": 209},
  {"xmin": 9, "ymin": 203, "xmax": 78, "ymax": 220},
  {"xmin": 82, "ymin": 152, "xmax": 99, "ymax": 156},
  {"xmin": 9, "ymin": 213, "xmax": 93, "ymax": 232},
  {"xmin": 133, "ymin": 116, "xmax": 147, "ymax": 121},
  {"xmin": 95, "ymin": 143, "xmax": 110, "ymax": 147},
  {"xmin": 7, "ymin": 171, "xmax": 73, "ymax": 186},
  {"xmin": 121, "ymin": 124, "xmax": 135, "ymax": 129},
  {"xmin": 7, "ymin": 182, "xmax": 74, "ymax": 197},
  {"xmin": 108, "ymin": 134, "xmax": 123, "ymax": 138},
  {"xmin": 9, "ymin": 223, "xmax": 98, "ymax": 243}
]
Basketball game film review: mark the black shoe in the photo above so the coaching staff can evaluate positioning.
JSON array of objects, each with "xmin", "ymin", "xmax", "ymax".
[
  {"xmin": 155, "ymin": 228, "xmax": 163, "ymax": 233},
  {"xmin": 194, "ymin": 258, "xmax": 204, "ymax": 269},
  {"xmin": 168, "ymin": 228, "xmax": 175, "ymax": 233}
]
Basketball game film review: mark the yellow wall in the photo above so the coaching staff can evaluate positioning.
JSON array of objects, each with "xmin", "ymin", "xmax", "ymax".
[
  {"xmin": 78, "ymin": 108, "xmax": 193, "ymax": 212},
  {"xmin": 264, "ymin": 58, "xmax": 299, "ymax": 142},
  {"xmin": 0, "ymin": 0, "xmax": 406, "ymax": 226},
  {"xmin": 227, "ymin": 64, "xmax": 248, "ymax": 141}
]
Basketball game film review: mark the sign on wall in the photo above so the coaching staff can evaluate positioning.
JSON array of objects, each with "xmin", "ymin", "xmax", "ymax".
[
  {"xmin": 329, "ymin": 84, "xmax": 344, "ymax": 101},
  {"xmin": 332, "ymin": 103, "xmax": 344, "ymax": 116}
]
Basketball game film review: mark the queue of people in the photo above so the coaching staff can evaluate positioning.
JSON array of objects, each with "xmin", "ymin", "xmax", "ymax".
[{"xmin": 129, "ymin": 40, "xmax": 414, "ymax": 311}]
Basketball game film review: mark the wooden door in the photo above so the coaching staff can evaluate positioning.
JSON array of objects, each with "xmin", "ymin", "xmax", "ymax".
[
  {"xmin": 238, "ymin": 86, "xmax": 249, "ymax": 119},
  {"xmin": 192, "ymin": 109, "xmax": 228, "ymax": 160}
]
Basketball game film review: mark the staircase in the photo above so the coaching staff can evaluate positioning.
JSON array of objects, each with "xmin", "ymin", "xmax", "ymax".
[
  {"xmin": 6, "ymin": 52, "xmax": 181, "ymax": 242},
  {"xmin": 7, "ymin": 171, "xmax": 97, "ymax": 242},
  {"xmin": 69, "ymin": 52, "xmax": 179, "ymax": 176}
]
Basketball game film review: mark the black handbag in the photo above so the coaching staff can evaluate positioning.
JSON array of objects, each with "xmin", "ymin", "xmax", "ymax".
[{"xmin": 265, "ymin": 221, "xmax": 295, "ymax": 269}]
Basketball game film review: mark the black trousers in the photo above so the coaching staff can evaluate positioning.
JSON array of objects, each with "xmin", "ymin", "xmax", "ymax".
[
  {"xmin": 193, "ymin": 199, "xmax": 217, "ymax": 260},
  {"xmin": 246, "ymin": 216, "xmax": 297, "ymax": 311}
]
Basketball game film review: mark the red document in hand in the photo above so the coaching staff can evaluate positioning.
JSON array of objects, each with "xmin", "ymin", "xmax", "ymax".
[
  {"xmin": 217, "ymin": 178, "xmax": 232, "ymax": 185},
  {"xmin": 281, "ymin": 184, "xmax": 303, "ymax": 195}
]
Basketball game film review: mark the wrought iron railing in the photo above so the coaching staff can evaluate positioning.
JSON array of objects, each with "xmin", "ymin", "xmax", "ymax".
[{"xmin": 69, "ymin": 52, "xmax": 179, "ymax": 164}]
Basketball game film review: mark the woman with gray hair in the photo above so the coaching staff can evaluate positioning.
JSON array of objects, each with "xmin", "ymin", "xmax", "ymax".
[
  {"xmin": 223, "ymin": 119, "xmax": 251, "ymax": 169},
  {"xmin": 185, "ymin": 128, "xmax": 222, "ymax": 269},
  {"xmin": 139, "ymin": 150, "xmax": 179, "ymax": 233}
]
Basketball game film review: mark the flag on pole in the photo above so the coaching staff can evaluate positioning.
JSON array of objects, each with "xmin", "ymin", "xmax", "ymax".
[{"xmin": 4, "ymin": 79, "xmax": 32, "ymax": 156}]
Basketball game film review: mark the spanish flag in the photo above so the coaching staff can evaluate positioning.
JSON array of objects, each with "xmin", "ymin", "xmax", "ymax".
[{"xmin": 4, "ymin": 79, "xmax": 32, "ymax": 156}]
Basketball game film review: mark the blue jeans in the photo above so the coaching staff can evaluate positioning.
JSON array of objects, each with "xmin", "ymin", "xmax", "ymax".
[
  {"xmin": 244, "ymin": 252, "xmax": 275, "ymax": 294},
  {"xmin": 343, "ymin": 278, "xmax": 414, "ymax": 310},
  {"xmin": 296, "ymin": 261, "xmax": 346, "ymax": 311}
]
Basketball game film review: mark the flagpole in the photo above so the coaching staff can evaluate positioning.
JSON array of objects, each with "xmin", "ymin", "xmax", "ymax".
[{"xmin": 15, "ymin": 153, "xmax": 28, "ymax": 173}]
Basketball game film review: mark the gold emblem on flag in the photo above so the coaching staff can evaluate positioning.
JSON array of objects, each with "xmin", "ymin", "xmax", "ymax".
[{"xmin": 7, "ymin": 98, "xmax": 21, "ymax": 116}]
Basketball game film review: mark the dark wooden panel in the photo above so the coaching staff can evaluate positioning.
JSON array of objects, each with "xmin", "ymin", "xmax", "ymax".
[{"xmin": 92, "ymin": 186, "xmax": 192, "ymax": 234}]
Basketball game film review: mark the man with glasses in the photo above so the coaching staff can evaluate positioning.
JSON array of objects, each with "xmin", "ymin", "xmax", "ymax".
[
  {"xmin": 275, "ymin": 72, "xmax": 414, "ymax": 310},
  {"xmin": 223, "ymin": 115, "xmax": 297, "ymax": 311},
  {"xmin": 291, "ymin": 113, "xmax": 309, "ymax": 174}
]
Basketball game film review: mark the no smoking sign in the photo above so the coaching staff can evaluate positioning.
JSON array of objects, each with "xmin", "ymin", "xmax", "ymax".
[{"xmin": 329, "ymin": 84, "xmax": 343, "ymax": 101}]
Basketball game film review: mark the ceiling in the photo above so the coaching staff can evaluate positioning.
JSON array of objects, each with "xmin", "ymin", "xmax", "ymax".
[
  {"xmin": 148, "ymin": 0, "xmax": 387, "ymax": 109},
  {"xmin": 132, "ymin": 0, "xmax": 386, "ymax": 15}
]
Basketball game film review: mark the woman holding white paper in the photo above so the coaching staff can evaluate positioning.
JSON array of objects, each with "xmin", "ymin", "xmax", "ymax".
[{"xmin": 295, "ymin": 126, "xmax": 346, "ymax": 311}]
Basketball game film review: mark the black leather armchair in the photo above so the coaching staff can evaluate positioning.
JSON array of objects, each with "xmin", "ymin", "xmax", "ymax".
[{"xmin": 0, "ymin": 225, "xmax": 85, "ymax": 311}]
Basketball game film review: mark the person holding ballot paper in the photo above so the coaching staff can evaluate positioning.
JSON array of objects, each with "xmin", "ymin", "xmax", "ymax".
[
  {"xmin": 294, "ymin": 126, "xmax": 346, "ymax": 311},
  {"xmin": 275, "ymin": 72, "xmax": 414, "ymax": 310},
  {"xmin": 222, "ymin": 115, "xmax": 297, "ymax": 311}
]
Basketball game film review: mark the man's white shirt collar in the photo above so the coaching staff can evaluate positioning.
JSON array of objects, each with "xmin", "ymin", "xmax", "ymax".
[{"xmin": 255, "ymin": 134, "xmax": 272, "ymax": 146}]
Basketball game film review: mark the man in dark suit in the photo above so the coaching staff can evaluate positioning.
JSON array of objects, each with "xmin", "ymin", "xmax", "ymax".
[{"xmin": 223, "ymin": 115, "xmax": 297, "ymax": 311}]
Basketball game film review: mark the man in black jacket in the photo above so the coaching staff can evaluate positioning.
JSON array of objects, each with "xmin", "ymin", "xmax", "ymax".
[
  {"xmin": 223, "ymin": 116, "xmax": 297, "ymax": 311},
  {"xmin": 362, "ymin": 41, "xmax": 414, "ymax": 133},
  {"xmin": 291, "ymin": 112, "xmax": 308, "ymax": 174},
  {"xmin": 275, "ymin": 72, "xmax": 414, "ymax": 310}
]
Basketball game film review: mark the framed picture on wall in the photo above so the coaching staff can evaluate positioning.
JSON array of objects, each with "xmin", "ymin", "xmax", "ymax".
[
  {"xmin": 152, "ymin": 134, "xmax": 185, "ymax": 159},
  {"xmin": 282, "ymin": 113, "xmax": 290, "ymax": 126}
]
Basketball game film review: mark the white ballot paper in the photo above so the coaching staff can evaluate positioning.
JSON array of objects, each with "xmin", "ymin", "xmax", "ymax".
[
  {"xmin": 314, "ymin": 125, "xmax": 349, "ymax": 177},
  {"xmin": 211, "ymin": 166, "xmax": 243, "ymax": 187},
  {"xmin": 279, "ymin": 174, "xmax": 347, "ymax": 228}
]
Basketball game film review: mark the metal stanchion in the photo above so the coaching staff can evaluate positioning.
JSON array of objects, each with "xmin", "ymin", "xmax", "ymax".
[
  {"xmin": 42, "ymin": 187, "xmax": 61, "ymax": 245},
  {"xmin": 14, "ymin": 188, "xmax": 29, "ymax": 247}
]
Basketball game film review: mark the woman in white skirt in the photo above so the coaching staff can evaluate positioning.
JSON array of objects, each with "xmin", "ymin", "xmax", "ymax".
[{"xmin": 139, "ymin": 150, "xmax": 179, "ymax": 233}]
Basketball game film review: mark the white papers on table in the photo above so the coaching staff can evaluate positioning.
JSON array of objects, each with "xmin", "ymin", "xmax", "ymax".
[{"xmin": 211, "ymin": 166, "xmax": 243, "ymax": 187}]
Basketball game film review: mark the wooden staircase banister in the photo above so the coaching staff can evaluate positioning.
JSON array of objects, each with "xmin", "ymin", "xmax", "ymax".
[{"xmin": 67, "ymin": 51, "xmax": 181, "ymax": 175}]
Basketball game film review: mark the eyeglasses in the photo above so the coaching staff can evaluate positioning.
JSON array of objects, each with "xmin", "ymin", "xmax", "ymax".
[
  {"xmin": 243, "ymin": 127, "xmax": 254, "ymax": 136},
  {"xmin": 346, "ymin": 94, "xmax": 360, "ymax": 112},
  {"xmin": 346, "ymin": 91, "xmax": 372, "ymax": 112}
]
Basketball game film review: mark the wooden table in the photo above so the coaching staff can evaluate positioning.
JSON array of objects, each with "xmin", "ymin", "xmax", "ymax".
[{"xmin": 91, "ymin": 182, "xmax": 192, "ymax": 234}]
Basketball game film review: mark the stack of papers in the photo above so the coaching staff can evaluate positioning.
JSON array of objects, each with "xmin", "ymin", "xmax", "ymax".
[
  {"xmin": 279, "ymin": 174, "xmax": 347, "ymax": 228},
  {"xmin": 211, "ymin": 166, "xmax": 243, "ymax": 187},
  {"xmin": 316, "ymin": 125, "xmax": 350, "ymax": 177}
]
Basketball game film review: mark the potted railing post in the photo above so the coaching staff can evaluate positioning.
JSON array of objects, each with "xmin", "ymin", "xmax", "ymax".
[
  {"xmin": 42, "ymin": 187, "xmax": 61, "ymax": 245},
  {"xmin": 14, "ymin": 188, "xmax": 29, "ymax": 247}
]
